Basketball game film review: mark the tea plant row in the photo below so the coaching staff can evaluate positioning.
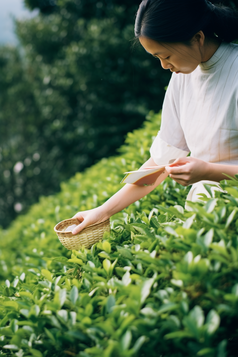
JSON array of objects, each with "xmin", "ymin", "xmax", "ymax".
[{"xmin": 0, "ymin": 112, "xmax": 238, "ymax": 356}]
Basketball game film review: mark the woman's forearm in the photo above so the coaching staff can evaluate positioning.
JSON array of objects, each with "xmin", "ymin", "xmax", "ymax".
[
  {"xmin": 166, "ymin": 157, "xmax": 238, "ymax": 186},
  {"xmin": 101, "ymin": 162, "xmax": 238, "ymax": 219},
  {"xmin": 72, "ymin": 157, "xmax": 168, "ymax": 234},
  {"xmin": 206, "ymin": 162, "xmax": 238, "ymax": 181},
  {"xmin": 101, "ymin": 157, "xmax": 168, "ymax": 218},
  {"xmin": 102, "ymin": 171, "xmax": 168, "ymax": 217}
]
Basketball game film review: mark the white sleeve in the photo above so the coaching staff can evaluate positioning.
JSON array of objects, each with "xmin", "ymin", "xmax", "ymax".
[
  {"xmin": 150, "ymin": 74, "xmax": 190, "ymax": 165},
  {"xmin": 150, "ymin": 134, "xmax": 189, "ymax": 166}
]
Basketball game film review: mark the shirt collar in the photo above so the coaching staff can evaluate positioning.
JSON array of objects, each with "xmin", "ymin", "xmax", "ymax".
[{"xmin": 199, "ymin": 41, "xmax": 229, "ymax": 71}]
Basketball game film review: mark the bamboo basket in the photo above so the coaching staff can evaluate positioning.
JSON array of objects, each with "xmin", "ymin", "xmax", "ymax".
[{"xmin": 54, "ymin": 218, "xmax": 110, "ymax": 250}]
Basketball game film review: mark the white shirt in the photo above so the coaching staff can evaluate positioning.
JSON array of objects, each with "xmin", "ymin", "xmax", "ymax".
[{"xmin": 150, "ymin": 42, "xmax": 238, "ymax": 166}]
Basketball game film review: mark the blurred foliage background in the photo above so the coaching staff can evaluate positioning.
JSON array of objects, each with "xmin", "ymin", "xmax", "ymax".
[
  {"xmin": 0, "ymin": 0, "xmax": 238, "ymax": 228},
  {"xmin": 0, "ymin": 0, "xmax": 170, "ymax": 228}
]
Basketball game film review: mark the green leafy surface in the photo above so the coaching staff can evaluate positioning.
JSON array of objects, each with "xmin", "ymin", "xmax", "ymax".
[{"xmin": 0, "ymin": 112, "xmax": 238, "ymax": 356}]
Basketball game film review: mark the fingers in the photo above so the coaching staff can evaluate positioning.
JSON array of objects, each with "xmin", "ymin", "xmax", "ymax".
[
  {"xmin": 73, "ymin": 212, "xmax": 85, "ymax": 220},
  {"xmin": 72, "ymin": 219, "xmax": 88, "ymax": 235},
  {"xmin": 72, "ymin": 212, "xmax": 87, "ymax": 234},
  {"xmin": 171, "ymin": 177, "xmax": 190, "ymax": 186},
  {"xmin": 166, "ymin": 163, "xmax": 190, "ymax": 175},
  {"xmin": 169, "ymin": 172, "xmax": 195, "ymax": 186},
  {"xmin": 168, "ymin": 157, "xmax": 188, "ymax": 167},
  {"xmin": 165, "ymin": 157, "xmax": 205, "ymax": 186},
  {"xmin": 166, "ymin": 163, "xmax": 191, "ymax": 185},
  {"xmin": 71, "ymin": 207, "xmax": 105, "ymax": 235}
]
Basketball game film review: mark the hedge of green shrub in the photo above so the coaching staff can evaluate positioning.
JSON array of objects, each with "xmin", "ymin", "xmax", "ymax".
[{"xmin": 1, "ymin": 112, "xmax": 238, "ymax": 357}]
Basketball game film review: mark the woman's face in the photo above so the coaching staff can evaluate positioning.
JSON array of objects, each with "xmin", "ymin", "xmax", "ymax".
[{"xmin": 139, "ymin": 36, "xmax": 202, "ymax": 74}]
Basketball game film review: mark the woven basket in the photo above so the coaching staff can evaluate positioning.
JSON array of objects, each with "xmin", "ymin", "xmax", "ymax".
[{"xmin": 54, "ymin": 218, "xmax": 110, "ymax": 250}]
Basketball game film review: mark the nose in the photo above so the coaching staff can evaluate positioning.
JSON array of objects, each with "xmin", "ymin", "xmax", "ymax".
[{"xmin": 160, "ymin": 59, "xmax": 172, "ymax": 70}]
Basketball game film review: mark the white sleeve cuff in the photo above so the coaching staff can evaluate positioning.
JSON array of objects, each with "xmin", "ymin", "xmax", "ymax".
[{"xmin": 150, "ymin": 134, "xmax": 190, "ymax": 166}]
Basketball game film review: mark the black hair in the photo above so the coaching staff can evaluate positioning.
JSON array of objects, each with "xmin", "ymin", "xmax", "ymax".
[{"xmin": 135, "ymin": 0, "xmax": 238, "ymax": 43}]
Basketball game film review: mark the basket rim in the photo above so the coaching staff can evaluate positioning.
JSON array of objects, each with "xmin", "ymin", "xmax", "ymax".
[{"xmin": 54, "ymin": 217, "xmax": 110, "ymax": 234}]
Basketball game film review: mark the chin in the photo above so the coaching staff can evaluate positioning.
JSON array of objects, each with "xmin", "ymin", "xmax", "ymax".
[{"xmin": 183, "ymin": 66, "xmax": 198, "ymax": 74}]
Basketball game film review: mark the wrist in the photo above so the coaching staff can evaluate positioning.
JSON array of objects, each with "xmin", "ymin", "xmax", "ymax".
[
  {"xmin": 204, "ymin": 161, "xmax": 213, "ymax": 180},
  {"xmin": 98, "ymin": 203, "xmax": 112, "ymax": 221},
  {"xmin": 203, "ymin": 161, "xmax": 220, "ymax": 181}
]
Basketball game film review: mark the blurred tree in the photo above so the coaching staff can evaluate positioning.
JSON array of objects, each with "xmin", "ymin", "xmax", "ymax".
[
  {"xmin": 0, "ymin": 0, "xmax": 170, "ymax": 228},
  {"xmin": 0, "ymin": 46, "xmax": 67, "ymax": 226},
  {"xmin": 0, "ymin": 47, "xmax": 39, "ymax": 225},
  {"xmin": 24, "ymin": 0, "xmax": 57, "ymax": 13}
]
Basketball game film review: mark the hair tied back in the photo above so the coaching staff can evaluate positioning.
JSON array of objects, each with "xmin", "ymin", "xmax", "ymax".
[
  {"xmin": 135, "ymin": 0, "xmax": 238, "ymax": 43},
  {"xmin": 134, "ymin": 0, "xmax": 151, "ymax": 37},
  {"xmin": 140, "ymin": 0, "xmax": 151, "ymax": 12},
  {"xmin": 206, "ymin": 0, "xmax": 216, "ymax": 12},
  {"xmin": 205, "ymin": 0, "xmax": 238, "ymax": 42}
]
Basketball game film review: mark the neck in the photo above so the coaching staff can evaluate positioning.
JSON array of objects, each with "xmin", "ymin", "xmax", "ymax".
[{"xmin": 201, "ymin": 38, "xmax": 222, "ymax": 63}]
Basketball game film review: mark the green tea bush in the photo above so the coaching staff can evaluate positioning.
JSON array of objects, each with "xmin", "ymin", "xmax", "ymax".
[{"xmin": 0, "ymin": 112, "xmax": 238, "ymax": 357}]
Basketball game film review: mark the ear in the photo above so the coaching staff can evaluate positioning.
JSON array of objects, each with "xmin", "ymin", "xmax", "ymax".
[{"xmin": 192, "ymin": 31, "xmax": 205, "ymax": 46}]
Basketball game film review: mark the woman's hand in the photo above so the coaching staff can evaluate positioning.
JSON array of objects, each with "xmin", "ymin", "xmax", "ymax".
[
  {"xmin": 72, "ymin": 206, "xmax": 109, "ymax": 235},
  {"xmin": 71, "ymin": 157, "xmax": 169, "ymax": 234},
  {"xmin": 165, "ymin": 157, "xmax": 210, "ymax": 186}
]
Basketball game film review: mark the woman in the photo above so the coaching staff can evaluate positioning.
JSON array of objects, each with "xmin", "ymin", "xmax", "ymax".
[{"xmin": 72, "ymin": 0, "xmax": 238, "ymax": 235}]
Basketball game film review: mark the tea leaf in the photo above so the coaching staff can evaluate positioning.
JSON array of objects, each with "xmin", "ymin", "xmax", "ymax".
[
  {"xmin": 205, "ymin": 310, "xmax": 220, "ymax": 335},
  {"xmin": 69, "ymin": 286, "xmax": 78, "ymax": 305}
]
